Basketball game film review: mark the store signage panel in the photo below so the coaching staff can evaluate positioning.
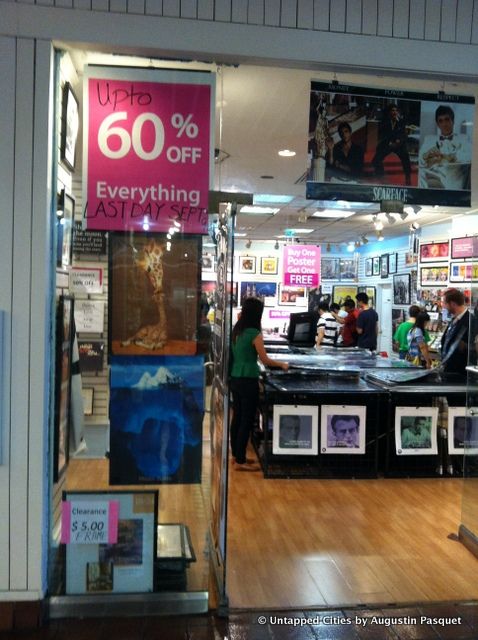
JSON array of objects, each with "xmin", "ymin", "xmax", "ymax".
[
  {"xmin": 282, "ymin": 244, "xmax": 320, "ymax": 287},
  {"xmin": 83, "ymin": 67, "xmax": 215, "ymax": 233},
  {"xmin": 73, "ymin": 221, "xmax": 107, "ymax": 255},
  {"xmin": 307, "ymin": 81, "xmax": 474, "ymax": 207},
  {"xmin": 451, "ymin": 236, "xmax": 478, "ymax": 259},
  {"xmin": 61, "ymin": 500, "xmax": 119, "ymax": 544},
  {"xmin": 70, "ymin": 267, "xmax": 103, "ymax": 294}
]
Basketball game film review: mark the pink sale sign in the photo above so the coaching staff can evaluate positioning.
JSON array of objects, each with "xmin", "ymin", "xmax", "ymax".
[
  {"xmin": 84, "ymin": 72, "xmax": 212, "ymax": 233},
  {"xmin": 282, "ymin": 244, "xmax": 321, "ymax": 287}
]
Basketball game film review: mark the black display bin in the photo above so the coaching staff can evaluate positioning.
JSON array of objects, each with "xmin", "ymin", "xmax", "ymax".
[
  {"xmin": 256, "ymin": 371, "xmax": 386, "ymax": 479},
  {"xmin": 379, "ymin": 374, "xmax": 467, "ymax": 478}
]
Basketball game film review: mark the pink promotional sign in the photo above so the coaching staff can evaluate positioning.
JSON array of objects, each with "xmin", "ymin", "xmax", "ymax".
[
  {"xmin": 61, "ymin": 500, "xmax": 119, "ymax": 544},
  {"xmin": 84, "ymin": 68, "xmax": 214, "ymax": 233},
  {"xmin": 282, "ymin": 244, "xmax": 321, "ymax": 287}
]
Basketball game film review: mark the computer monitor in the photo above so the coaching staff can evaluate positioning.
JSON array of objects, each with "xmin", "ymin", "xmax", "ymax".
[{"xmin": 287, "ymin": 312, "xmax": 317, "ymax": 347}]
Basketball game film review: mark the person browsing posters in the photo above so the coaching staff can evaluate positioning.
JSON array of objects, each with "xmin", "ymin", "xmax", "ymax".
[{"xmin": 355, "ymin": 292, "xmax": 379, "ymax": 351}]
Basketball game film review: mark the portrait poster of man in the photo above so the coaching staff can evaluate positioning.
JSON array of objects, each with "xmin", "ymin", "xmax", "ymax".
[
  {"xmin": 447, "ymin": 407, "xmax": 478, "ymax": 455},
  {"xmin": 307, "ymin": 81, "xmax": 474, "ymax": 207},
  {"xmin": 109, "ymin": 233, "xmax": 200, "ymax": 356},
  {"xmin": 395, "ymin": 406, "xmax": 438, "ymax": 455},
  {"xmin": 272, "ymin": 405, "xmax": 318, "ymax": 455},
  {"xmin": 320, "ymin": 405, "xmax": 366, "ymax": 454}
]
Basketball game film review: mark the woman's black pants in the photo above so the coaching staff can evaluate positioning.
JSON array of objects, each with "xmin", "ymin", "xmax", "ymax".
[{"xmin": 229, "ymin": 377, "xmax": 259, "ymax": 464}]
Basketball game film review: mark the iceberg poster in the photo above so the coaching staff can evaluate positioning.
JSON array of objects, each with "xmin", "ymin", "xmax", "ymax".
[{"xmin": 109, "ymin": 356, "xmax": 204, "ymax": 484}]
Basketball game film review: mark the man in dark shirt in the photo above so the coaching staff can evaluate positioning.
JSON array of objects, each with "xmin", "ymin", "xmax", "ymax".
[
  {"xmin": 372, "ymin": 103, "xmax": 412, "ymax": 185},
  {"xmin": 355, "ymin": 292, "xmax": 379, "ymax": 351},
  {"xmin": 441, "ymin": 288, "xmax": 476, "ymax": 374}
]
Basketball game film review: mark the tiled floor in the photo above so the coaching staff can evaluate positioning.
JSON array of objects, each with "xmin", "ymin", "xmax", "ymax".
[{"xmin": 5, "ymin": 603, "xmax": 478, "ymax": 639}]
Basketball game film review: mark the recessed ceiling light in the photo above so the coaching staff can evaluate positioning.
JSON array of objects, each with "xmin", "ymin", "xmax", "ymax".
[
  {"xmin": 260, "ymin": 175, "xmax": 274, "ymax": 179},
  {"xmin": 312, "ymin": 209, "xmax": 355, "ymax": 219},
  {"xmin": 285, "ymin": 228, "xmax": 314, "ymax": 234},
  {"xmin": 234, "ymin": 232, "xmax": 247, "ymax": 237},
  {"xmin": 254, "ymin": 194, "xmax": 294, "ymax": 204},
  {"xmin": 239, "ymin": 206, "xmax": 280, "ymax": 215},
  {"xmin": 278, "ymin": 149, "xmax": 296, "ymax": 157}
]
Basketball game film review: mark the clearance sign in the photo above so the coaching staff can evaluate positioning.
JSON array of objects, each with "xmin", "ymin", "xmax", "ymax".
[
  {"xmin": 282, "ymin": 245, "xmax": 321, "ymax": 287},
  {"xmin": 83, "ymin": 67, "xmax": 215, "ymax": 233}
]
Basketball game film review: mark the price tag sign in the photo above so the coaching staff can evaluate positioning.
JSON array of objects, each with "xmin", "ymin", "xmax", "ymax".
[
  {"xmin": 61, "ymin": 500, "xmax": 119, "ymax": 544},
  {"xmin": 84, "ymin": 67, "xmax": 214, "ymax": 233}
]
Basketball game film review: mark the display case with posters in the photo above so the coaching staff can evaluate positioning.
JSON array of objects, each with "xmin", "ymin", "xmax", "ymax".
[{"xmin": 272, "ymin": 405, "xmax": 318, "ymax": 455}]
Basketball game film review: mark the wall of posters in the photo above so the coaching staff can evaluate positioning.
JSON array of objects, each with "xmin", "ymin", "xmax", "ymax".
[
  {"xmin": 64, "ymin": 490, "xmax": 158, "ymax": 594},
  {"xmin": 395, "ymin": 406, "xmax": 438, "ymax": 455},
  {"xmin": 109, "ymin": 233, "xmax": 200, "ymax": 356},
  {"xmin": 307, "ymin": 81, "xmax": 474, "ymax": 206},
  {"xmin": 83, "ymin": 66, "xmax": 214, "ymax": 233},
  {"xmin": 109, "ymin": 356, "xmax": 204, "ymax": 484},
  {"xmin": 320, "ymin": 405, "xmax": 366, "ymax": 454},
  {"xmin": 272, "ymin": 405, "xmax": 318, "ymax": 455}
]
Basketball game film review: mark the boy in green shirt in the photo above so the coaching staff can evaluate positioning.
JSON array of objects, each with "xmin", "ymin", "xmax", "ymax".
[{"xmin": 393, "ymin": 305, "xmax": 430, "ymax": 359}]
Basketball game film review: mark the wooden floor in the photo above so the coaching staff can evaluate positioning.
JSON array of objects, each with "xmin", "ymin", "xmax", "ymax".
[
  {"xmin": 226, "ymin": 462, "xmax": 478, "ymax": 608},
  {"xmin": 66, "ymin": 445, "xmax": 478, "ymax": 610}
]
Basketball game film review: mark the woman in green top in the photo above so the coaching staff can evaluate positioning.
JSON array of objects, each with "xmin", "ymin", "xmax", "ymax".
[{"xmin": 230, "ymin": 297, "xmax": 289, "ymax": 471}]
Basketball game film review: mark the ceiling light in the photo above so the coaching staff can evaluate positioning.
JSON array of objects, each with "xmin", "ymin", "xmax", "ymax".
[
  {"xmin": 398, "ymin": 212, "xmax": 408, "ymax": 221},
  {"xmin": 404, "ymin": 205, "xmax": 421, "ymax": 216},
  {"xmin": 260, "ymin": 175, "xmax": 274, "ymax": 179},
  {"xmin": 239, "ymin": 205, "xmax": 280, "ymax": 215},
  {"xmin": 409, "ymin": 222, "xmax": 420, "ymax": 231},
  {"xmin": 312, "ymin": 209, "xmax": 355, "ymax": 219},
  {"xmin": 278, "ymin": 149, "xmax": 296, "ymax": 157},
  {"xmin": 347, "ymin": 242, "xmax": 355, "ymax": 252},
  {"xmin": 326, "ymin": 243, "xmax": 331, "ymax": 252},
  {"xmin": 376, "ymin": 231, "xmax": 384, "ymax": 241},
  {"xmin": 374, "ymin": 220, "xmax": 384, "ymax": 231},
  {"xmin": 234, "ymin": 232, "xmax": 247, "ymax": 237},
  {"xmin": 245, "ymin": 239, "xmax": 252, "ymax": 249},
  {"xmin": 274, "ymin": 241, "xmax": 280, "ymax": 250},
  {"xmin": 361, "ymin": 235, "xmax": 369, "ymax": 244},
  {"xmin": 285, "ymin": 228, "xmax": 314, "ymax": 234},
  {"xmin": 253, "ymin": 194, "xmax": 294, "ymax": 205},
  {"xmin": 386, "ymin": 213, "xmax": 396, "ymax": 225}
]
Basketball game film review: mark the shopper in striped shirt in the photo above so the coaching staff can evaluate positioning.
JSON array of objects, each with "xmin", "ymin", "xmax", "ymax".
[{"xmin": 316, "ymin": 301, "xmax": 339, "ymax": 347}]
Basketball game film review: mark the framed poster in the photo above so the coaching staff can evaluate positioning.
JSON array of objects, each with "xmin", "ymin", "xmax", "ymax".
[
  {"xmin": 260, "ymin": 256, "xmax": 278, "ymax": 275},
  {"xmin": 372, "ymin": 256, "xmax": 380, "ymax": 276},
  {"xmin": 70, "ymin": 267, "xmax": 103, "ymax": 294},
  {"xmin": 238, "ymin": 256, "xmax": 256, "ymax": 274},
  {"xmin": 380, "ymin": 254, "xmax": 389, "ymax": 278},
  {"xmin": 60, "ymin": 82, "xmax": 80, "ymax": 171},
  {"xmin": 54, "ymin": 295, "xmax": 74, "ymax": 482},
  {"xmin": 365, "ymin": 258, "xmax": 373, "ymax": 277},
  {"xmin": 420, "ymin": 265, "xmax": 449, "ymax": 286},
  {"xmin": 109, "ymin": 233, "xmax": 200, "ymax": 356},
  {"xmin": 64, "ymin": 490, "xmax": 158, "ymax": 594},
  {"xmin": 272, "ymin": 405, "xmax": 319, "ymax": 455},
  {"xmin": 320, "ymin": 405, "xmax": 366, "ymax": 454},
  {"xmin": 201, "ymin": 254, "xmax": 215, "ymax": 272},
  {"xmin": 388, "ymin": 253, "xmax": 398, "ymax": 274},
  {"xmin": 451, "ymin": 236, "xmax": 478, "ymax": 260},
  {"xmin": 448, "ymin": 407, "xmax": 478, "ymax": 455},
  {"xmin": 393, "ymin": 274, "xmax": 411, "ymax": 305},
  {"xmin": 395, "ymin": 406, "xmax": 438, "ymax": 455},
  {"xmin": 109, "ymin": 356, "xmax": 204, "ymax": 484},
  {"xmin": 82, "ymin": 387, "xmax": 94, "ymax": 416},
  {"xmin": 240, "ymin": 281, "xmax": 277, "ymax": 303},
  {"xmin": 332, "ymin": 285, "xmax": 358, "ymax": 305},
  {"xmin": 277, "ymin": 284, "xmax": 306, "ymax": 306},
  {"xmin": 339, "ymin": 258, "xmax": 356, "ymax": 280},
  {"xmin": 321, "ymin": 258, "xmax": 340, "ymax": 280},
  {"xmin": 419, "ymin": 241, "xmax": 449, "ymax": 262},
  {"xmin": 449, "ymin": 262, "xmax": 473, "ymax": 283},
  {"xmin": 57, "ymin": 190, "xmax": 75, "ymax": 268}
]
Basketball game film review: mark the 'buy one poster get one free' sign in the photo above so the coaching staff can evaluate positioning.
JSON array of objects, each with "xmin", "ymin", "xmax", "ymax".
[
  {"xmin": 282, "ymin": 244, "xmax": 321, "ymax": 287},
  {"xmin": 83, "ymin": 67, "xmax": 215, "ymax": 233}
]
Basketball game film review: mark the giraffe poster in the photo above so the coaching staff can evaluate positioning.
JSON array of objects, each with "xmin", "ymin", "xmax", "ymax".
[{"xmin": 109, "ymin": 233, "xmax": 201, "ymax": 356}]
